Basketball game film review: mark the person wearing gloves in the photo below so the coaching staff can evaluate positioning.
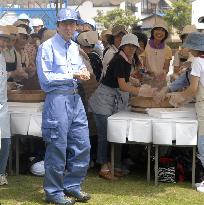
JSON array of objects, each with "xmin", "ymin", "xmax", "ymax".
[
  {"xmin": 140, "ymin": 22, "xmax": 172, "ymax": 89},
  {"xmin": 89, "ymin": 33, "xmax": 157, "ymax": 180},
  {"xmin": 172, "ymin": 25, "xmax": 197, "ymax": 81},
  {"xmin": 166, "ymin": 32, "xmax": 204, "ymax": 192},
  {"xmin": 36, "ymin": 8, "xmax": 91, "ymax": 205},
  {"xmin": 0, "ymin": 26, "xmax": 11, "ymax": 186}
]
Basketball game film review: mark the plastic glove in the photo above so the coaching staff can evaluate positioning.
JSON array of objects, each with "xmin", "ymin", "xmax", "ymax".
[
  {"xmin": 138, "ymin": 84, "xmax": 157, "ymax": 97},
  {"xmin": 129, "ymin": 76, "xmax": 141, "ymax": 87},
  {"xmin": 153, "ymin": 87, "xmax": 168, "ymax": 104},
  {"xmin": 167, "ymin": 92, "xmax": 186, "ymax": 107}
]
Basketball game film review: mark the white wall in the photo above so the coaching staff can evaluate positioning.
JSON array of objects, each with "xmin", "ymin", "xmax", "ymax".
[{"xmin": 192, "ymin": 0, "xmax": 204, "ymax": 29}]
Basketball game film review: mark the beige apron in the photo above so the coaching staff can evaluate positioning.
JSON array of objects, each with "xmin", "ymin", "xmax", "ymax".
[{"xmin": 195, "ymin": 83, "xmax": 204, "ymax": 136}]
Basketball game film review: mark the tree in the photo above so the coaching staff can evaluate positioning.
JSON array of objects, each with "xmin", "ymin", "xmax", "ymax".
[
  {"xmin": 94, "ymin": 8, "xmax": 140, "ymax": 29},
  {"xmin": 163, "ymin": 0, "xmax": 192, "ymax": 34}
]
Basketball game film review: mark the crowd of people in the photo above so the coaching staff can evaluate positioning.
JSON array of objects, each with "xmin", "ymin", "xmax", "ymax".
[{"xmin": 1, "ymin": 7, "xmax": 204, "ymax": 205}]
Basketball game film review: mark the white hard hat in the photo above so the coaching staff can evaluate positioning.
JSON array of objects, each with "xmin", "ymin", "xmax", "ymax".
[
  {"xmin": 30, "ymin": 160, "xmax": 45, "ymax": 176},
  {"xmin": 18, "ymin": 13, "xmax": 30, "ymax": 21},
  {"xmin": 32, "ymin": 18, "xmax": 44, "ymax": 27}
]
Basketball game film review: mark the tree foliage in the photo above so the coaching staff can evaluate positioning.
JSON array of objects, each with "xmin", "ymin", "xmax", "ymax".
[
  {"xmin": 163, "ymin": 0, "xmax": 192, "ymax": 34},
  {"xmin": 94, "ymin": 8, "xmax": 139, "ymax": 29}
]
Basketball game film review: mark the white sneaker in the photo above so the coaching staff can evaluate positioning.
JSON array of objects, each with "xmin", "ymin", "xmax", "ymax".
[{"xmin": 0, "ymin": 174, "xmax": 8, "ymax": 185}]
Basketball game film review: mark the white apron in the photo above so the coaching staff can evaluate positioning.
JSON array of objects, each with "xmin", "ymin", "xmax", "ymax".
[
  {"xmin": 195, "ymin": 83, "xmax": 204, "ymax": 136},
  {"xmin": 0, "ymin": 53, "xmax": 10, "ymax": 139}
]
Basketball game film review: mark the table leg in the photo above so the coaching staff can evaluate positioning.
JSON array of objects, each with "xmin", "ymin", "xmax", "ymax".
[
  {"xmin": 155, "ymin": 145, "xmax": 159, "ymax": 186},
  {"xmin": 16, "ymin": 136, "xmax": 19, "ymax": 176},
  {"xmin": 147, "ymin": 144, "xmax": 151, "ymax": 183},
  {"xmin": 8, "ymin": 139, "xmax": 13, "ymax": 175},
  {"xmin": 111, "ymin": 143, "xmax": 114, "ymax": 178},
  {"xmin": 192, "ymin": 146, "xmax": 196, "ymax": 188}
]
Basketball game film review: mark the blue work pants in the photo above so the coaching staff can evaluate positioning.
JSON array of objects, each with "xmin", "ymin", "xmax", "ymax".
[{"xmin": 42, "ymin": 93, "xmax": 90, "ymax": 200}]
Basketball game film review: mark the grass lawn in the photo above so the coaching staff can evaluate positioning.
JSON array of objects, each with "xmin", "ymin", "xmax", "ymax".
[{"xmin": 1, "ymin": 169, "xmax": 204, "ymax": 205}]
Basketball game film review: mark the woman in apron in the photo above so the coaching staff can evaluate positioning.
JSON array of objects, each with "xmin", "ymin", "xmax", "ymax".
[
  {"xmin": 0, "ymin": 26, "xmax": 11, "ymax": 186},
  {"xmin": 141, "ymin": 22, "xmax": 172, "ymax": 90},
  {"xmin": 89, "ymin": 33, "xmax": 156, "ymax": 180},
  {"xmin": 167, "ymin": 32, "xmax": 204, "ymax": 192}
]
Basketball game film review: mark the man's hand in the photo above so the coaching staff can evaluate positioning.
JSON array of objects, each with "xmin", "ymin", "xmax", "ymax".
[{"xmin": 74, "ymin": 69, "xmax": 90, "ymax": 81}]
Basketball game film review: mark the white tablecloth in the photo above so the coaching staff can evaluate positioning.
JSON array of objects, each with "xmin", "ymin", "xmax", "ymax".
[
  {"xmin": 8, "ymin": 102, "xmax": 42, "ymax": 137},
  {"xmin": 108, "ymin": 111, "xmax": 198, "ymax": 145}
]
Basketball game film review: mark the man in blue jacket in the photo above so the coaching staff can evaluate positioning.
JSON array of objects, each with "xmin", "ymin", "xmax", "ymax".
[{"xmin": 36, "ymin": 8, "xmax": 91, "ymax": 205}]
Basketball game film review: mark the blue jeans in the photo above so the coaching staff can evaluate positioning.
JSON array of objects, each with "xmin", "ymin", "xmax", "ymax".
[
  {"xmin": 93, "ymin": 113, "xmax": 109, "ymax": 165},
  {"xmin": 0, "ymin": 138, "xmax": 11, "ymax": 175},
  {"xmin": 198, "ymin": 136, "xmax": 204, "ymax": 168}
]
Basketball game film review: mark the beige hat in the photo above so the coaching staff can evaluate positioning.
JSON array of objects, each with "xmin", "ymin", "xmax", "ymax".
[
  {"xmin": 152, "ymin": 22, "xmax": 168, "ymax": 33},
  {"xmin": 41, "ymin": 30, "xmax": 56, "ymax": 43},
  {"xmin": 111, "ymin": 25, "xmax": 128, "ymax": 36},
  {"xmin": 77, "ymin": 31, "xmax": 98, "ymax": 47},
  {"xmin": 181, "ymin": 25, "xmax": 197, "ymax": 37},
  {"xmin": 6, "ymin": 25, "xmax": 18, "ymax": 35},
  {"xmin": 17, "ymin": 27, "xmax": 28, "ymax": 35},
  {"xmin": 0, "ymin": 26, "xmax": 10, "ymax": 39},
  {"xmin": 13, "ymin": 20, "xmax": 31, "ymax": 33},
  {"xmin": 100, "ymin": 29, "xmax": 112, "ymax": 41}
]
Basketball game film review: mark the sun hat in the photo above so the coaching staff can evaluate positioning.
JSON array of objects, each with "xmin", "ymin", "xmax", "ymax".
[
  {"xmin": 0, "ymin": 26, "xmax": 10, "ymax": 39},
  {"xmin": 41, "ymin": 29, "xmax": 56, "ymax": 43},
  {"xmin": 6, "ymin": 25, "xmax": 18, "ymax": 35},
  {"xmin": 13, "ymin": 20, "xmax": 31, "ymax": 34},
  {"xmin": 57, "ymin": 8, "xmax": 78, "ymax": 22},
  {"xmin": 100, "ymin": 29, "xmax": 112, "ymax": 41},
  {"xmin": 111, "ymin": 25, "xmax": 128, "ymax": 36},
  {"xmin": 17, "ymin": 27, "xmax": 28, "ymax": 36},
  {"xmin": 77, "ymin": 31, "xmax": 98, "ymax": 47},
  {"xmin": 183, "ymin": 32, "xmax": 204, "ymax": 51},
  {"xmin": 119, "ymin": 33, "xmax": 140, "ymax": 48},
  {"xmin": 180, "ymin": 25, "xmax": 197, "ymax": 37},
  {"xmin": 151, "ymin": 22, "xmax": 169, "ymax": 40}
]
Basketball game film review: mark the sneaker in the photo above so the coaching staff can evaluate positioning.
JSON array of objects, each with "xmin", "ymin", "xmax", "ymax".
[{"xmin": 0, "ymin": 174, "xmax": 8, "ymax": 186}]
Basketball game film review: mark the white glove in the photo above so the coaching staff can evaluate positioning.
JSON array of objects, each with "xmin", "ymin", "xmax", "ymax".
[
  {"xmin": 153, "ymin": 87, "xmax": 168, "ymax": 104},
  {"xmin": 167, "ymin": 92, "xmax": 186, "ymax": 107},
  {"xmin": 138, "ymin": 84, "xmax": 157, "ymax": 97}
]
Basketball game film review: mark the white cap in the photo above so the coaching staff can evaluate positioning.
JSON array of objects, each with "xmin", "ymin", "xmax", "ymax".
[
  {"xmin": 32, "ymin": 18, "xmax": 44, "ymax": 27},
  {"xmin": 119, "ymin": 33, "xmax": 140, "ymax": 48}
]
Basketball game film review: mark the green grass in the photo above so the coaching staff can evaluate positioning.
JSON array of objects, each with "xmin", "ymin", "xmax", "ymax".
[{"xmin": 1, "ymin": 169, "xmax": 204, "ymax": 205}]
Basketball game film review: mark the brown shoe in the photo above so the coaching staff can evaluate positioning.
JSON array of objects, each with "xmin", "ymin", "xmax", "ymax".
[
  {"xmin": 99, "ymin": 170, "xmax": 118, "ymax": 180},
  {"xmin": 114, "ymin": 170, "xmax": 124, "ymax": 177}
]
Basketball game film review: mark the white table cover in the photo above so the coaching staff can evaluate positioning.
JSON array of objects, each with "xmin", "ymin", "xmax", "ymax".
[
  {"xmin": 8, "ymin": 102, "xmax": 43, "ymax": 137},
  {"xmin": 108, "ymin": 111, "xmax": 198, "ymax": 146}
]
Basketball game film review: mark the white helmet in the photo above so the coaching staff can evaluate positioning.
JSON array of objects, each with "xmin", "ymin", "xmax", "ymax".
[
  {"xmin": 18, "ymin": 13, "xmax": 30, "ymax": 21},
  {"xmin": 32, "ymin": 18, "xmax": 44, "ymax": 27}
]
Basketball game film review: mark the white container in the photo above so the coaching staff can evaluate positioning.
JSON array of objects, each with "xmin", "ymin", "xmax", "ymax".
[
  {"xmin": 28, "ymin": 114, "xmax": 42, "ymax": 137},
  {"xmin": 152, "ymin": 120, "xmax": 176, "ymax": 145},
  {"xmin": 8, "ymin": 102, "xmax": 43, "ymax": 113},
  {"xmin": 175, "ymin": 120, "xmax": 198, "ymax": 145},
  {"xmin": 107, "ymin": 118, "xmax": 128, "ymax": 143},
  {"xmin": 10, "ymin": 113, "xmax": 30, "ymax": 135},
  {"xmin": 128, "ymin": 119, "xmax": 152, "ymax": 143},
  {"xmin": 147, "ymin": 107, "xmax": 196, "ymax": 119}
]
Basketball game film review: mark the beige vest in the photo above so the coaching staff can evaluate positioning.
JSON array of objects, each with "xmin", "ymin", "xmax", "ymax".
[{"xmin": 195, "ymin": 83, "xmax": 204, "ymax": 136}]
